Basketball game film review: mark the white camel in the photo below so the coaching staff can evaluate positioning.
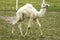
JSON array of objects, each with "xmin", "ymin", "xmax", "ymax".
[{"xmin": 0, "ymin": 0, "xmax": 50, "ymax": 36}]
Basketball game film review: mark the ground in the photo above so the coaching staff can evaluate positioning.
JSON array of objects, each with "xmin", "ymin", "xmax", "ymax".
[{"xmin": 0, "ymin": 0, "xmax": 60, "ymax": 40}]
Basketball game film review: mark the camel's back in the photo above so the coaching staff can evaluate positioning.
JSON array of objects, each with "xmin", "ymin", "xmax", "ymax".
[{"xmin": 16, "ymin": 3, "xmax": 38, "ymax": 18}]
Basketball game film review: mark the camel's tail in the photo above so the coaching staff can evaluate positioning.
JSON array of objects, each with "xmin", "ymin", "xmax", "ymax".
[{"xmin": 0, "ymin": 16, "xmax": 17, "ymax": 24}]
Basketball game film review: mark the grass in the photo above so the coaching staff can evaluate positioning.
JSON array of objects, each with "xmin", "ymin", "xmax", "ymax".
[{"xmin": 0, "ymin": 0, "xmax": 60, "ymax": 40}]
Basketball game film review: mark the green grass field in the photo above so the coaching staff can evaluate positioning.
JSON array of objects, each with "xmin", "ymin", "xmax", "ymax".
[{"xmin": 0, "ymin": 0, "xmax": 60, "ymax": 40}]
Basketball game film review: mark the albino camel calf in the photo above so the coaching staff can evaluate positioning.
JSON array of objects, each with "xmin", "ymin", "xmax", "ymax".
[{"xmin": 0, "ymin": 0, "xmax": 50, "ymax": 37}]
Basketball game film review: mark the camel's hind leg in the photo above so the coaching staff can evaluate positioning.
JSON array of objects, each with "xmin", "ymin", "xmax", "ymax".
[
  {"xmin": 12, "ymin": 26, "xmax": 14, "ymax": 34},
  {"xmin": 18, "ymin": 22, "xmax": 24, "ymax": 36}
]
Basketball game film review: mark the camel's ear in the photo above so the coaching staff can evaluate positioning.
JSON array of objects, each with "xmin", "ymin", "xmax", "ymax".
[{"xmin": 43, "ymin": 0, "xmax": 45, "ymax": 4}]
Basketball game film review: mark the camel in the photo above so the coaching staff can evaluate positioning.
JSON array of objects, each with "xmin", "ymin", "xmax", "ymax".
[{"xmin": 0, "ymin": 0, "xmax": 50, "ymax": 37}]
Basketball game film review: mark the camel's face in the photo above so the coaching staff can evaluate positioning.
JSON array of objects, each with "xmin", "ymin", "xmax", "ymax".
[{"xmin": 41, "ymin": 3, "xmax": 50, "ymax": 8}]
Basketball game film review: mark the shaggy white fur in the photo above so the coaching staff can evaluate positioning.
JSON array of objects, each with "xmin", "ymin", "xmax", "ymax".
[{"xmin": 0, "ymin": 0, "xmax": 50, "ymax": 36}]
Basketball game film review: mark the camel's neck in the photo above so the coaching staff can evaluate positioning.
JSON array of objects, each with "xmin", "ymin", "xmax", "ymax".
[{"xmin": 38, "ymin": 8, "xmax": 46, "ymax": 17}]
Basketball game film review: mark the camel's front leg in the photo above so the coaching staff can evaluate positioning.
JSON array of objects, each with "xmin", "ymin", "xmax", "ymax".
[
  {"xmin": 24, "ymin": 18, "xmax": 33, "ymax": 36},
  {"xmin": 35, "ymin": 19, "xmax": 43, "ymax": 35}
]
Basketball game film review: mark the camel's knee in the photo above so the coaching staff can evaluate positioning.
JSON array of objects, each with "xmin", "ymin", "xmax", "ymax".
[{"xmin": 28, "ymin": 27, "xmax": 31, "ymax": 30}]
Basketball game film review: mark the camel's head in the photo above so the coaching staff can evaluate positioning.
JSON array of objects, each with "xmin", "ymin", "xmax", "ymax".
[{"xmin": 41, "ymin": 0, "xmax": 50, "ymax": 9}]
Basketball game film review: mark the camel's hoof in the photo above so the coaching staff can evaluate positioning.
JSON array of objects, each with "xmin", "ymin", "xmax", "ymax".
[{"xmin": 39, "ymin": 35, "xmax": 45, "ymax": 38}]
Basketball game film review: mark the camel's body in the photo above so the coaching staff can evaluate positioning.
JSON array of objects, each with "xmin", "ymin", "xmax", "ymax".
[
  {"xmin": 17, "ymin": 3, "xmax": 38, "ymax": 21},
  {"xmin": 16, "ymin": 3, "xmax": 46, "ymax": 20},
  {"xmin": 15, "ymin": 3, "xmax": 47, "ymax": 24}
]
